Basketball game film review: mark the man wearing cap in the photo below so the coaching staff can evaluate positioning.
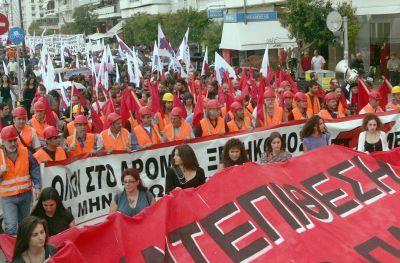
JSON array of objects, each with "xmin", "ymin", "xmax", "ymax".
[
  {"xmin": 226, "ymin": 102, "xmax": 253, "ymax": 132},
  {"xmin": 65, "ymin": 105, "xmax": 92, "ymax": 136},
  {"xmin": 386, "ymin": 86, "xmax": 400, "ymax": 111},
  {"xmin": 195, "ymin": 99, "xmax": 226, "ymax": 137},
  {"xmin": 97, "ymin": 112, "xmax": 133, "ymax": 152},
  {"xmin": 66, "ymin": 115, "xmax": 98, "ymax": 157},
  {"xmin": 280, "ymin": 81, "xmax": 292, "ymax": 92},
  {"xmin": 154, "ymin": 92, "xmax": 174, "ymax": 131},
  {"xmin": 282, "ymin": 91, "xmax": 294, "ymax": 122},
  {"xmin": 0, "ymin": 125, "xmax": 41, "ymax": 235},
  {"xmin": 33, "ymin": 126, "xmax": 67, "ymax": 163},
  {"xmin": 163, "ymin": 107, "xmax": 193, "ymax": 142},
  {"xmin": 360, "ymin": 90, "xmax": 384, "ymax": 114},
  {"xmin": 28, "ymin": 101, "xmax": 49, "ymax": 146},
  {"xmin": 319, "ymin": 92, "xmax": 346, "ymax": 119},
  {"xmin": 13, "ymin": 107, "xmax": 41, "ymax": 152},
  {"xmin": 131, "ymin": 106, "xmax": 162, "ymax": 149},
  {"xmin": 253, "ymin": 90, "xmax": 283, "ymax": 128},
  {"xmin": 290, "ymin": 92, "xmax": 313, "ymax": 120}
]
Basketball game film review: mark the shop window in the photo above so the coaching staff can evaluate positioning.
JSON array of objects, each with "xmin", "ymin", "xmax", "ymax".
[{"xmin": 370, "ymin": 22, "xmax": 390, "ymax": 44}]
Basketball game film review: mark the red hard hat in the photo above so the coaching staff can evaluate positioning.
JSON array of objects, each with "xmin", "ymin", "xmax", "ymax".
[
  {"xmin": 206, "ymin": 99, "xmax": 221, "ymax": 110},
  {"xmin": 13, "ymin": 107, "xmax": 27, "ymax": 118},
  {"xmin": 107, "ymin": 112, "xmax": 121, "ymax": 123},
  {"xmin": 170, "ymin": 107, "xmax": 183, "ymax": 117},
  {"xmin": 34, "ymin": 101, "xmax": 46, "ymax": 111},
  {"xmin": 233, "ymin": 96, "xmax": 244, "ymax": 103},
  {"xmin": 283, "ymin": 91, "xmax": 294, "ymax": 99},
  {"xmin": 294, "ymin": 92, "xmax": 308, "ymax": 102},
  {"xmin": 139, "ymin": 106, "xmax": 152, "ymax": 116},
  {"xmin": 324, "ymin": 92, "xmax": 337, "ymax": 103},
  {"xmin": 74, "ymin": 115, "xmax": 88, "ymax": 125},
  {"xmin": 1, "ymin": 125, "xmax": 18, "ymax": 141},
  {"xmin": 369, "ymin": 90, "xmax": 382, "ymax": 100},
  {"xmin": 43, "ymin": 126, "xmax": 59, "ymax": 139},
  {"xmin": 280, "ymin": 80, "xmax": 290, "ymax": 87},
  {"xmin": 230, "ymin": 101, "xmax": 243, "ymax": 112},
  {"xmin": 263, "ymin": 89, "xmax": 275, "ymax": 99}
]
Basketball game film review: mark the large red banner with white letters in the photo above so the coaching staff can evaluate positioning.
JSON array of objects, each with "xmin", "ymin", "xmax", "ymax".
[{"xmin": 2, "ymin": 145, "xmax": 400, "ymax": 262}]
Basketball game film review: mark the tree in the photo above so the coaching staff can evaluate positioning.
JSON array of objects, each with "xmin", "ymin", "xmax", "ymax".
[
  {"xmin": 28, "ymin": 21, "xmax": 42, "ymax": 35},
  {"xmin": 202, "ymin": 22, "xmax": 223, "ymax": 60},
  {"xmin": 124, "ymin": 13, "xmax": 160, "ymax": 47},
  {"xmin": 337, "ymin": 2, "xmax": 360, "ymax": 46},
  {"xmin": 61, "ymin": 5, "xmax": 98, "ymax": 35},
  {"xmin": 59, "ymin": 22, "xmax": 76, "ymax": 35}
]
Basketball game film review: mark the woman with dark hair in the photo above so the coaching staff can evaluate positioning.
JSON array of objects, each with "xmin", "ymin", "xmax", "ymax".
[
  {"xmin": 22, "ymin": 77, "xmax": 38, "ymax": 115},
  {"xmin": 12, "ymin": 216, "xmax": 57, "ymax": 263},
  {"xmin": 183, "ymin": 92, "xmax": 195, "ymax": 115},
  {"xmin": 0, "ymin": 74, "xmax": 14, "ymax": 106},
  {"xmin": 109, "ymin": 168, "xmax": 155, "ymax": 217},
  {"xmin": 165, "ymin": 144, "xmax": 206, "ymax": 194},
  {"xmin": 261, "ymin": 132, "xmax": 292, "ymax": 163},
  {"xmin": 300, "ymin": 115, "xmax": 330, "ymax": 152},
  {"xmin": 220, "ymin": 138, "xmax": 249, "ymax": 169},
  {"xmin": 31, "ymin": 187, "xmax": 75, "ymax": 236},
  {"xmin": 357, "ymin": 114, "xmax": 388, "ymax": 153}
]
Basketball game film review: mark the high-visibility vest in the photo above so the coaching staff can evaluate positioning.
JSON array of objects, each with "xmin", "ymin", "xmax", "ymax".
[
  {"xmin": 220, "ymin": 106, "xmax": 227, "ymax": 118},
  {"xmin": 259, "ymin": 105, "xmax": 283, "ymax": 127},
  {"xmin": 66, "ymin": 133, "xmax": 96, "ymax": 157},
  {"xmin": 360, "ymin": 103, "xmax": 384, "ymax": 114},
  {"xmin": 34, "ymin": 147, "xmax": 67, "ymax": 164},
  {"xmin": 128, "ymin": 116, "xmax": 138, "ymax": 131},
  {"xmin": 29, "ymin": 115, "xmax": 49, "ymax": 139},
  {"xmin": 100, "ymin": 128, "xmax": 130, "ymax": 151},
  {"xmin": 17, "ymin": 125, "xmax": 34, "ymax": 148},
  {"xmin": 155, "ymin": 112, "xmax": 171, "ymax": 131},
  {"xmin": 306, "ymin": 93, "xmax": 320, "ymax": 114},
  {"xmin": 318, "ymin": 109, "xmax": 346, "ymax": 119},
  {"xmin": 164, "ymin": 121, "xmax": 191, "ymax": 141},
  {"xmin": 0, "ymin": 146, "xmax": 32, "ymax": 197},
  {"xmin": 67, "ymin": 121, "xmax": 92, "ymax": 136},
  {"xmin": 338, "ymin": 101, "xmax": 347, "ymax": 116},
  {"xmin": 133, "ymin": 125, "xmax": 160, "ymax": 147},
  {"xmin": 227, "ymin": 117, "xmax": 251, "ymax": 132},
  {"xmin": 200, "ymin": 117, "xmax": 225, "ymax": 137},
  {"xmin": 292, "ymin": 107, "xmax": 313, "ymax": 120},
  {"xmin": 386, "ymin": 102, "xmax": 399, "ymax": 111}
]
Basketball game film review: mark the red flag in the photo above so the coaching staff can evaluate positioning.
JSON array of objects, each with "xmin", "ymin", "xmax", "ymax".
[
  {"xmin": 238, "ymin": 70, "xmax": 247, "ymax": 91},
  {"xmin": 173, "ymin": 93, "xmax": 187, "ymax": 119},
  {"xmin": 378, "ymin": 80, "xmax": 391, "ymax": 111},
  {"xmin": 357, "ymin": 80, "xmax": 371, "ymax": 113},
  {"xmin": 89, "ymin": 103, "xmax": 103, "ymax": 133},
  {"xmin": 102, "ymin": 99, "xmax": 115, "ymax": 116},
  {"xmin": 120, "ymin": 87, "xmax": 140, "ymax": 124},
  {"xmin": 149, "ymin": 81, "xmax": 162, "ymax": 116},
  {"xmin": 283, "ymin": 72, "xmax": 300, "ymax": 93},
  {"xmin": 192, "ymin": 95, "xmax": 204, "ymax": 129},
  {"xmin": 256, "ymin": 83, "xmax": 266, "ymax": 123},
  {"xmin": 38, "ymin": 96, "xmax": 56, "ymax": 127},
  {"xmin": 273, "ymin": 67, "xmax": 283, "ymax": 89}
]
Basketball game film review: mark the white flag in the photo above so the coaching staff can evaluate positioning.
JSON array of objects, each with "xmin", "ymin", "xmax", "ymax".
[
  {"xmin": 214, "ymin": 52, "xmax": 236, "ymax": 84},
  {"xmin": 260, "ymin": 47, "xmax": 269, "ymax": 78},
  {"xmin": 201, "ymin": 47, "xmax": 209, "ymax": 76},
  {"xmin": 151, "ymin": 41, "xmax": 162, "ymax": 73}
]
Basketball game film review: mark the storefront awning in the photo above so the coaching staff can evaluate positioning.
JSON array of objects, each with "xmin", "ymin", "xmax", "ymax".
[{"xmin": 219, "ymin": 20, "xmax": 297, "ymax": 51}]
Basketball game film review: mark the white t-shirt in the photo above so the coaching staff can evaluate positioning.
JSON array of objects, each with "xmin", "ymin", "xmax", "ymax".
[{"xmin": 311, "ymin": 55, "xmax": 326, "ymax": 70}]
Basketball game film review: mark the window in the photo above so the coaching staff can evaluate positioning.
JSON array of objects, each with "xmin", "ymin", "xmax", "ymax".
[{"xmin": 370, "ymin": 22, "xmax": 390, "ymax": 44}]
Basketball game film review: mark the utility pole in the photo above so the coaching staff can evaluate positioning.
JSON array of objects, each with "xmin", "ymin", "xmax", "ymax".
[
  {"xmin": 17, "ymin": 0, "xmax": 27, "ymax": 60},
  {"xmin": 343, "ymin": 16, "xmax": 348, "ymax": 65},
  {"xmin": 243, "ymin": 0, "xmax": 247, "ymax": 24}
]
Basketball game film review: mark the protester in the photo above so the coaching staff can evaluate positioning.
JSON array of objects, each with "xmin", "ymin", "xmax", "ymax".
[
  {"xmin": 282, "ymin": 91, "xmax": 294, "ymax": 122},
  {"xmin": 34, "ymin": 126, "xmax": 67, "ymax": 163},
  {"xmin": 253, "ymin": 89, "xmax": 283, "ymax": 128},
  {"xmin": 165, "ymin": 145, "xmax": 205, "ymax": 194},
  {"xmin": 195, "ymin": 99, "xmax": 226, "ymax": 137},
  {"xmin": 290, "ymin": 92, "xmax": 312, "ymax": 120},
  {"xmin": 28, "ymin": 101, "xmax": 49, "ymax": 144},
  {"xmin": 311, "ymin": 50, "xmax": 326, "ymax": 70},
  {"xmin": 0, "ymin": 125, "xmax": 41, "ymax": 235},
  {"xmin": 319, "ymin": 92, "xmax": 345, "ymax": 119},
  {"xmin": 357, "ymin": 114, "xmax": 388, "ymax": 153},
  {"xmin": 98, "ymin": 112, "xmax": 133, "ymax": 152},
  {"xmin": 22, "ymin": 77, "xmax": 38, "ymax": 116},
  {"xmin": 12, "ymin": 216, "xmax": 57, "ymax": 262},
  {"xmin": 66, "ymin": 115, "xmax": 98, "ymax": 157},
  {"xmin": 109, "ymin": 168, "xmax": 155, "ymax": 217},
  {"xmin": 386, "ymin": 86, "xmax": 400, "ymax": 110},
  {"xmin": 219, "ymin": 138, "xmax": 249, "ymax": 169},
  {"xmin": 131, "ymin": 106, "xmax": 162, "ymax": 149},
  {"xmin": 0, "ymin": 74, "xmax": 14, "ymax": 107},
  {"xmin": 387, "ymin": 52, "xmax": 400, "ymax": 86},
  {"xmin": 13, "ymin": 106, "xmax": 41, "ymax": 152},
  {"xmin": 300, "ymin": 51, "xmax": 312, "ymax": 72},
  {"xmin": 1, "ymin": 102, "xmax": 13, "ymax": 127},
  {"xmin": 261, "ymin": 132, "xmax": 292, "ymax": 163},
  {"xmin": 350, "ymin": 52, "xmax": 365, "ymax": 76},
  {"xmin": 300, "ymin": 115, "xmax": 330, "ymax": 152},
  {"xmin": 306, "ymin": 81, "xmax": 322, "ymax": 114},
  {"xmin": 226, "ymin": 101, "xmax": 253, "ymax": 132},
  {"xmin": 163, "ymin": 107, "xmax": 193, "ymax": 142},
  {"xmin": 31, "ymin": 187, "xmax": 75, "ymax": 236},
  {"xmin": 359, "ymin": 90, "xmax": 384, "ymax": 114}
]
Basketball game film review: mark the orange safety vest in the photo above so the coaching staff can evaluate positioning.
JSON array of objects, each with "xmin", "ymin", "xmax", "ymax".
[
  {"xmin": 133, "ymin": 125, "xmax": 160, "ymax": 147},
  {"xmin": 292, "ymin": 107, "xmax": 313, "ymax": 120},
  {"xmin": 29, "ymin": 115, "xmax": 49, "ymax": 139},
  {"xmin": 164, "ymin": 121, "xmax": 191, "ymax": 142},
  {"xmin": 17, "ymin": 125, "xmax": 34, "ymax": 148},
  {"xmin": 128, "ymin": 116, "xmax": 138, "ymax": 131},
  {"xmin": 360, "ymin": 103, "xmax": 384, "ymax": 114},
  {"xmin": 34, "ymin": 147, "xmax": 67, "ymax": 164},
  {"xmin": 200, "ymin": 117, "xmax": 225, "ymax": 137},
  {"xmin": 220, "ymin": 106, "xmax": 227, "ymax": 118},
  {"xmin": 386, "ymin": 102, "xmax": 399, "ymax": 111},
  {"xmin": 338, "ymin": 101, "xmax": 347, "ymax": 116},
  {"xmin": 259, "ymin": 105, "xmax": 283, "ymax": 127},
  {"xmin": 0, "ymin": 146, "xmax": 32, "ymax": 197},
  {"xmin": 318, "ymin": 109, "xmax": 346, "ymax": 120},
  {"xmin": 155, "ymin": 112, "xmax": 171, "ymax": 131},
  {"xmin": 67, "ymin": 133, "xmax": 96, "ymax": 157},
  {"xmin": 227, "ymin": 117, "xmax": 251, "ymax": 132},
  {"xmin": 306, "ymin": 93, "xmax": 321, "ymax": 114},
  {"xmin": 67, "ymin": 121, "xmax": 92, "ymax": 136},
  {"xmin": 100, "ymin": 128, "xmax": 130, "ymax": 151}
]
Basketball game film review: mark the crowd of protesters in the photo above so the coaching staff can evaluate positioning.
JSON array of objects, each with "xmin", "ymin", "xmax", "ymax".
[{"xmin": 0, "ymin": 45, "xmax": 398, "ymax": 263}]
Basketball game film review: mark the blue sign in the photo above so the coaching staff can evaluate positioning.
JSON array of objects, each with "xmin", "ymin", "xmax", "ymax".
[
  {"xmin": 208, "ymin": 9, "xmax": 224, "ymax": 19},
  {"xmin": 8, "ymin": 27, "xmax": 25, "ymax": 45},
  {"xmin": 224, "ymin": 11, "xmax": 277, "ymax": 23}
]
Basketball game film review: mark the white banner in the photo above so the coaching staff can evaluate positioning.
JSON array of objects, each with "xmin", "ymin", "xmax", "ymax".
[
  {"xmin": 26, "ymin": 34, "xmax": 87, "ymax": 55},
  {"xmin": 42, "ymin": 111, "xmax": 400, "ymax": 225}
]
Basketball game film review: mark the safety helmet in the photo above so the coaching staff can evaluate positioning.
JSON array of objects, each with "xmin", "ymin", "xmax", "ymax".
[
  {"xmin": 13, "ymin": 107, "xmax": 27, "ymax": 118},
  {"xmin": 324, "ymin": 92, "xmax": 337, "ymax": 103},
  {"xmin": 74, "ymin": 115, "xmax": 88, "ymax": 125},
  {"xmin": 43, "ymin": 126, "xmax": 60, "ymax": 140},
  {"xmin": 1, "ymin": 125, "xmax": 18, "ymax": 141},
  {"xmin": 263, "ymin": 89, "xmax": 275, "ymax": 99},
  {"xmin": 139, "ymin": 106, "xmax": 152, "ymax": 116},
  {"xmin": 206, "ymin": 99, "xmax": 222, "ymax": 110},
  {"xmin": 294, "ymin": 92, "xmax": 308, "ymax": 102},
  {"xmin": 162, "ymin": 93, "xmax": 174, "ymax": 102},
  {"xmin": 72, "ymin": 105, "xmax": 85, "ymax": 114},
  {"xmin": 230, "ymin": 102, "xmax": 243, "ymax": 112},
  {"xmin": 170, "ymin": 107, "xmax": 183, "ymax": 117},
  {"xmin": 283, "ymin": 91, "xmax": 294, "ymax": 99},
  {"xmin": 391, "ymin": 86, "xmax": 400, "ymax": 94},
  {"xmin": 34, "ymin": 101, "xmax": 46, "ymax": 111},
  {"xmin": 107, "ymin": 112, "xmax": 122, "ymax": 124}
]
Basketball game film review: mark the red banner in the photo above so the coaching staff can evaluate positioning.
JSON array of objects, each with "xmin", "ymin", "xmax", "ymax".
[{"xmin": 1, "ymin": 145, "xmax": 400, "ymax": 262}]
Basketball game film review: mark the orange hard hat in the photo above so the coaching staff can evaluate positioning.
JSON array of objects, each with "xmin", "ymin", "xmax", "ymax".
[
  {"xmin": 324, "ymin": 92, "xmax": 337, "ymax": 103},
  {"xmin": 107, "ymin": 112, "xmax": 121, "ymax": 123},
  {"xmin": 43, "ymin": 126, "xmax": 59, "ymax": 139},
  {"xmin": 170, "ymin": 107, "xmax": 183, "ymax": 117},
  {"xmin": 74, "ymin": 115, "xmax": 88, "ymax": 125},
  {"xmin": 139, "ymin": 106, "xmax": 152, "ymax": 116},
  {"xmin": 1, "ymin": 125, "xmax": 18, "ymax": 140},
  {"xmin": 263, "ymin": 89, "xmax": 275, "ymax": 99},
  {"xmin": 230, "ymin": 101, "xmax": 243, "ymax": 112},
  {"xmin": 283, "ymin": 91, "xmax": 294, "ymax": 99},
  {"xmin": 369, "ymin": 90, "xmax": 382, "ymax": 100},
  {"xmin": 13, "ymin": 107, "xmax": 27, "ymax": 118},
  {"xmin": 34, "ymin": 101, "xmax": 46, "ymax": 111},
  {"xmin": 294, "ymin": 92, "xmax": 308, "ymax": 102},
  {"xmin": 206, "ymin": 99, "xmax": 221, "ymax": 110}
]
